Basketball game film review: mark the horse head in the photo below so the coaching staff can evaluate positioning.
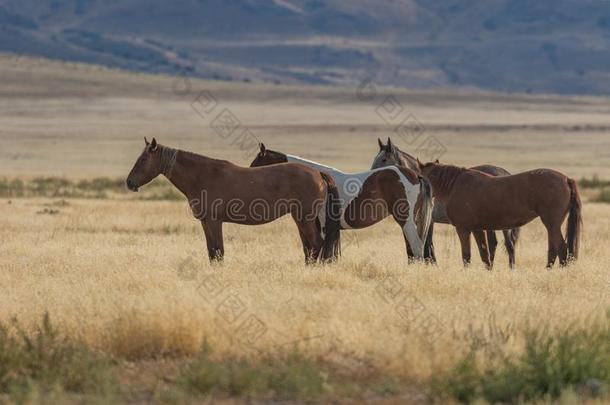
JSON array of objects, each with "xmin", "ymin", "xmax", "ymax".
[
  {"xmin": 249, "ymin": 143, "xmax": 288, "ymax": 167},
  {"xmin": 126, "ymin": 137, "xmax": 166, "ymax": 191},
  {"xmin": 370, "ymin": 137, "xmax": 419, "ymax": 172}
]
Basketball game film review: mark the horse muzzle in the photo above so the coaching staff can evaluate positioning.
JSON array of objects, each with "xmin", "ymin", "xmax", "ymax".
[{"xmin": 126, "ymin": 179, "xmax": 139, "ymax": 192}]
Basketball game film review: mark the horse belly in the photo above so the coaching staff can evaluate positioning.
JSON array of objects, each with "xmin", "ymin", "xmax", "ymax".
[
  {"xmin": 470, "ymin": 210, "xmax": 537, "ymax": 230},
  {"xmin": 342, "ymin": 196, "xmax": 389, "ymax": 229},
  {"xmin": 221, "ymin": 182, "xmax": 322, "ymax": 225},
  {"xmin": 222, "ymin": 203, "xmax": 292, "ymax": 225},
  {"xmin": 447, "ymin": 196, "xmax": 536, "ymax": 231}
]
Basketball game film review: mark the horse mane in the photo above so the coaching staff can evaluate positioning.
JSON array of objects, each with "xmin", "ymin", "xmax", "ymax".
[
  {"xmin": 396, "ymin": 146, "xmax": 418, "ymax": 166},
  {"xmin": 426, "ymin": 164, "xmax": 467, "ymax": 198},
  {"xmin": 160, "ymin": 145, "xmax": 178, "ymax": 175},
  {"xmin": 169, "ymin": 146, "xmax": 230, "ymax": 166},
  {"xmin": 385, "ymin": 144, "xmax": 419, "ymax": 172}
]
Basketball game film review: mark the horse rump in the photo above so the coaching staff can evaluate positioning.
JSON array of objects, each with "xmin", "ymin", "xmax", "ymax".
[{"xmin": 319, "ymin": 172, "xmax": 341, "ymax": 262}]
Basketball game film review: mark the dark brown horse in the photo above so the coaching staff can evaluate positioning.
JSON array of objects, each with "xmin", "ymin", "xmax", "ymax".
[
  {"xmin": 372, "ymin": 137, "xmax": 520, "ymax": 268},
  {"xmin": 250, "ymin": 144, "xmax": 434, "ymax": 262},
  {"xmin": 417, "ymin": 161, "xmax": 582, "ymax": 269},
  {"xmin": 126, "ymin": 138, "xmax": 341, "ymax": 264}
]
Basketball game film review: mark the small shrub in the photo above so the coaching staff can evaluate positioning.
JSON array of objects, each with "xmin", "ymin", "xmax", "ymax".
[
  {"xmin": 76, "ymin": 177, "xmax": 124, "ymax": 192},
  {"xmin": 0, "ymin": 178, "xmax": 25, "ymax": 197},
  {"xmin": 138, "ymin": 187, "xmax": 185, "ymax": 201},
  {"xmin": 0, "ymin": 313, "xmax": 116, "ymax": 398},
  {"xmin": 579, "ymin": 175, "xmax": 610, "ymax": 189},
  {"xmin": 594, "ymin": 188, "xmax": 610, "ymax": 203},
  {"xmin": 0, "ymin": 176, "xmax": 182, "ymax": 200},
  {"xmin": 177, "ymin": 343, "xmax": 325, "ymax": 400},
  {"xmin": 431, "ymin": 354, "xmax": 479, "ymax": 404},
  {"xmin": 433, "ymin": 316, "xmax": 610, "ymax": 404}
]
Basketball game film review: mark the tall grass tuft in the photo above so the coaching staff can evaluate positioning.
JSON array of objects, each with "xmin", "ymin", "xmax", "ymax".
[
  {"xmin": 176, "ymin": 342, "xmax": 325, "ymax": 400},
  {"xmin": 0, "ymin": 313, "xmax": 116, "ymax": 400},
  {"xmin": 579, "ymin": 175, "xmax": 610, "ymax": 189},
  {"xmin": 433, "ymin": 314, "xmax": 610, "ymax": 404},
  {"xmin": 594, "ymin": 188, "xmax": 610, "ymax": 204}
]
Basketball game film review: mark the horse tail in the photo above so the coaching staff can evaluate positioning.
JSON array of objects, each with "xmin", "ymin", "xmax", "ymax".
[
  {"xmin": 417, "ymin": 175, "xmax": 435, "ymax": 260},
  {"xmin": 566, "ymin": 178, "xmax": 582, "ymax": 261},
  {"xmin": 319, "ymin": 171, "xmax": 341, "ymax": 262}
]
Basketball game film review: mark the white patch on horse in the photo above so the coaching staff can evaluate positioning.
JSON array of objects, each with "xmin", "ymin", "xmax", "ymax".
[
  {"xmin": 286, "ymin": 154, "xmax": 425, "ymax": 257},
  {"xmin": 389, "ymin": 167, "xmax": 425, "ymax": 257}
]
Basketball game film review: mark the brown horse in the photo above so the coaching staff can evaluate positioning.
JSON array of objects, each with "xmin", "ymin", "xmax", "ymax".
[
  {"xmin": 417, "ymin": 161, "xmax": 582, "ymax": 269},
  {"xmin": 372, "ymin": 137, "xmax": 520, "ymax": 269},
  {"xmin": 126, "ymin": 138, "xmax": 341, "ymax": 264},
  {"xmin": 250, "ymin": 144, "xmax": 434, "ymax": 262}
]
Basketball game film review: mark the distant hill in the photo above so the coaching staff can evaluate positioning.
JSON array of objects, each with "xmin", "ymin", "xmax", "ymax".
[{"xmin": 2, "ymin": 0, "xmax": 610, "ymax": 95}]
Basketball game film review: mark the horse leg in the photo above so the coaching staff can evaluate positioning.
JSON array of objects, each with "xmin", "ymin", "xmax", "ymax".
[
  {"xmin": 424, "ymin": 221, "xmax": 437, "ymax": 264},
  {"xmin": 557, "ymin": 227, "xmax": 569, "ymax": 267},
  {"xmin": 395, "ymin": 215, "xmax": 424, "ymax": 262},
  {"xmin": 296, "ymin": 226, "xmax": 311, "ymax": 261},
  {"xmin": 402, "ymin": 232, "xmax": 415, "ymax": 265},
  {"xmin": 295, "ymin": 220, "xmax": 323, "ymax": 265},
  {"xmin": 456, "ymin": 227, "xmax": 471, "ymax": 268},
  {"xmin": 502, "ymin": 229, "xmax": 516, "ymax": 270},
  {"xmin": 543, "ymin": 222, "xmax": 564, "ymax": 269},
  {"xmin": 487, "ymin": 231, "xmax": 498, "ymax": 265},
  {"xmin": 473, "ymin": 230, "xmax": 492, "ymax": 270},
  {"xmin": 201, "ymin": 220, "xmax": 224, "ymax": 262}
]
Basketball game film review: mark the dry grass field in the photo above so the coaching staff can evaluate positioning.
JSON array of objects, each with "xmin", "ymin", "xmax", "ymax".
[{"xmin": 1, "ymin": 54, "xmax": 610, "ymax": 404}]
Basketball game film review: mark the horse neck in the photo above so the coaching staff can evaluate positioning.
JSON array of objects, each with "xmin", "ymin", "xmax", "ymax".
[
  {"xmin": 286, "ymin": 154, "xmax": 343, "ymax": 174},
  {"xmin": 396, "ymin": 148, "xmax": 420, "ymax": 172},
  {"xmin": 427, "ymin": 165, "xmax": 464, "ymax": 200},
  {"xmin": 163, "ymin": 148, "xmax": 216, "ymax": 198}
]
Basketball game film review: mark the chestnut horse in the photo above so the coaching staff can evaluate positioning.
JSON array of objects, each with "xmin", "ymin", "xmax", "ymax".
[
  {"xmin": 372, "ymin": 137, "xmax": 520, "ymax": 269},
  {"xmin": 417, "ymin": 161, "xmax": 582, "ymax": 269},
  {"xmin": 250, "ymin": 144, "xmax": 434, "ymax": 261},
  {"xmin": 126, "ymin": 138, "xmax": 341, "ymax": 264}
]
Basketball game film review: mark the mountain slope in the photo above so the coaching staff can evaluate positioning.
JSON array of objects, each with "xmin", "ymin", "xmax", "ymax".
[{"xmin": 1, "ymin": 0, "xmax": 610, "ymax": 94}]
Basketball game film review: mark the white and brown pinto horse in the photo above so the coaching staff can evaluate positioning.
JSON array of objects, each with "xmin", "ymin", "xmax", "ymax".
[
  {"xmin": 372, "ymin": 137, "xmax": 520, "ymax": 269},
  {"xmin": 250, "ymin": 144, "xmax": 434, "ymax": 261},
  {"xmin": 126, "ymin": 138, "xmax": 341, "ymax": 264}
]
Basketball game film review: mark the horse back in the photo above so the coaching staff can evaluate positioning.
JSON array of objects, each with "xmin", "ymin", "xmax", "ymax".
[
  {"xmin": 242, "ymin": 162, "xmax": 325, "ymax": 195},
  {"xmin": 470, "ymin": 164, "xmax": 511, "ymax": 177},
  {"xmin": 447, "ymin": 168, "xmax": 570, "ymax": 229}
]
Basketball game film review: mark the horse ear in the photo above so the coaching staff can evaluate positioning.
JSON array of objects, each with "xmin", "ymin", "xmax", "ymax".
[
  {"xmin": 150, "ymin": 137, "xmax": 158, "ymax": 152},
  {"xmin": 377, "ymin": 138, "xmax": 384, "ymax": 150},
  {"xmin": 259, "ymin": 143, "xmax": 266, "ymax": 155},
  {"xmin": 387, "ymin": 137, "xmax": 395, "ymax": 152},
  {"xmin": 144, "ymin": 137, "xmax": 149, "ymax": 146},
  {"xmin": 435, "ymin": 159, "xmax": 440, "ymax": 164},
  {"xmin": 417, "ymin": 158, "xmax": 424, "ymax": 170}
]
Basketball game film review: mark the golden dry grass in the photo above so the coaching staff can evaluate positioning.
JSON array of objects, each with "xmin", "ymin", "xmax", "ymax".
[
  {"xmin": 1, "ymin": 55, "xmax": 610, "ymax": 401},
  {"xmin": 1, "ymin": 196, "xmax": 609, "ymax": 384}
]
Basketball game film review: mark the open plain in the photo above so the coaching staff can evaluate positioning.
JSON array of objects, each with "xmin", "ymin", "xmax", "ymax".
[{"xmin": 1, "ymin": 54, "xmax": 609, "ymax": 403}]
